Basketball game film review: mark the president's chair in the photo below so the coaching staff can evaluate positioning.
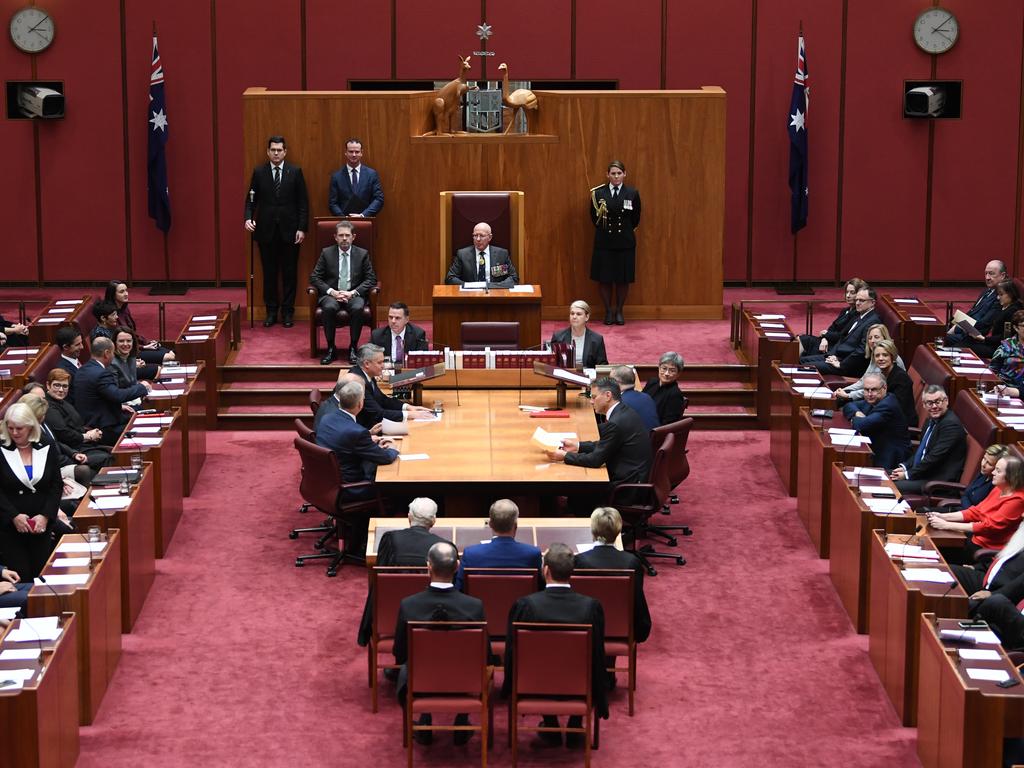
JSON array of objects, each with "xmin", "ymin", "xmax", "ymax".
[
  {"xmin": 439, "ymin": 191, "xmax": 525, "ymax": 283},
  {"xmin": 461, "ymin": 322, "xmax": 520, "ymax": 350},
  {"xmin": 307, "ymin": 217, "xmax": 380, "ymax": 357}
]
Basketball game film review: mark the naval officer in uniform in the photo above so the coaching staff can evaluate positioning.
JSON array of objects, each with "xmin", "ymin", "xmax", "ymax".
[{"xmin": 590, "ymin": 160, "xmax": 642, "ymax": 326}]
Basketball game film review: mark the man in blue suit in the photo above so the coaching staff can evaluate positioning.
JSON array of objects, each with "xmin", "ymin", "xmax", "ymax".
[
  {"xmin": 841, "ymin": 373, "xmax": 910, "ymax": 472},
  {"xmin": 454, "ymin": 499, "xmax": 542, "ymax": 590},
  {"xmin": 73, "ymin": 337, "xmax": 151, "ymax": 444},
  {"xmin": 315, "ymin": 379, "xmax": 399, "ymax": 493},
  {"xmin": 327, "ymin": 139, "xmax": 384, "ymax": 218}
]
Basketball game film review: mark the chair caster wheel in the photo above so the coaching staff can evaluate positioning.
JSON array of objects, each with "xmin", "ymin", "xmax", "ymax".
[
  {"xmin": 682, "ymin": 527, "xmax": 693, "ymax": 537},
  {"xmin": 295, "ymin": 560, "xmax": 304, "ymax": 567},
  {"xmin": 326, "ymin": 569, "xmax": 338, "ymax": 577},
  {"xmin": 669, "ymin": 495, "xmax": 679, "ymax": 504},
  {"xmin": 647, "ymin": 567, "xmax": 657, "ymax": 576},
  {"xmin": 288, "ymin": 531, "xmax": 299, "ymax": 539},
  {"xmin": 675, "ymin": 557, "xmax": 686, "ymax": 566},
  {"xmin": 666, "ymin": 537, "xmax": 677, "ymax": 547}
]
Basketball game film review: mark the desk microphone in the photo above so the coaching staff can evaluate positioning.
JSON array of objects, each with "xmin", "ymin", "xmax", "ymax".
[
  {"xmin": 33, "ymin": 576, "xmax": 68, "ymax": 627},
  {"xmin": 517, "ymin": 342, "xmax": 550, "ymax": 407}
]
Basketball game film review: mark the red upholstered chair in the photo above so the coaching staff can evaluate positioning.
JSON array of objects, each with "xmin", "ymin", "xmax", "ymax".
[
  {"xmin": 288, "ymin": 417, "xmax": 330, "ymax": 536},
  {"xmin": 461, "ymin": 322, "xmax": 520, "ymax": 351},
  {"xmin": 610, "ymin": 433, "xmax": 686, "ymax": 575},
  {"xmin": 25, "ymin": 343, "xmax": 60, "ymax": 384},
  {"xmin": 651, "ymin": 417, "xmax": 695, "ymax": 516},
  {"xmin": 461, "ymin": 569, "xmax": 540, "ymax": 665},
  {"xmin": 908, "ymin": 345, "xmax": 953, "ymax": 431},
  {"xmin": 369, "ymin": 568, "xmax": 430, "ymax": 713},
  {"xmin": 291, "ymin": 436, "xmax": 383, "ymax": 577},
  {"xmin": 874, "ymin": 301, "xmax": 902, "ymax": 347},
  {"xmin": 0, "ymin": 389, "xmax": 15, "ymax": 419},
  {"xmin": 404, "ymin": 621, "xmax": 492, "ymax": 766},
  {"xmin": 570, "ymin": 570, "xmax": 637, "ymax": 716},
  {"xmin": 439, "ymin": 191, "xmax": 525, "ymax": 282},
  {"xmin": 307, "ymin": 217, "xmax": 380, "ymax": 358},
  {"xmin": 509, "ymin": 623, "xmax": 595, "ymax": 767},
  {"xmin": 308, "ymin": 387, "xmax": 325, "ymax": 416}
]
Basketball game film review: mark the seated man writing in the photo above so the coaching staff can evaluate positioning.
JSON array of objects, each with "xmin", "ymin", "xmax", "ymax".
[{"xmin": 444, "ymin": 222, "xmax": 518, "ymax": 288}]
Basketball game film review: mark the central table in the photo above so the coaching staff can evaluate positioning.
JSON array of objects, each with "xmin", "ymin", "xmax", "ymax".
[{"xmin": 374, "ymin": 388, "xmax": 609, "ymax": 516}]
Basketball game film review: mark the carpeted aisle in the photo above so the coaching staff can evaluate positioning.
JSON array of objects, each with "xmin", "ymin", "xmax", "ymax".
[{"xmin": 75, "ymin": 428, "xmax": 921, "ymax": 767}]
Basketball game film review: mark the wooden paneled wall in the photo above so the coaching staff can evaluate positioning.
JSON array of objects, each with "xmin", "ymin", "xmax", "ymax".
[{"xmin": 243, "ymin": 88, "xmax": 725, "ymax": 320}]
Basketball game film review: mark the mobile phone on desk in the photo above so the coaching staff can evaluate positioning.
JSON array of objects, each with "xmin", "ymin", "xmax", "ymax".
[{"xmin": 958, "ymin": 620, "xmax": 988, "ymax": 629}]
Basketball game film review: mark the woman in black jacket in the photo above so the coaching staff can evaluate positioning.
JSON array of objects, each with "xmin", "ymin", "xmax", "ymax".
[{"xmin": 642, "ymin": 351, "xmax": 687, "ymax": 426}]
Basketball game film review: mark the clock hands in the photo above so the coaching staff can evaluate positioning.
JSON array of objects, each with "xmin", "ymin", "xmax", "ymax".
[{"xmin": 931, "ymin": 15, "xmax": 953, "ymax": 34}]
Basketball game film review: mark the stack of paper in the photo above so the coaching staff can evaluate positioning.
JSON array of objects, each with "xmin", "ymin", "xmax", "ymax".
[
  {"xmin": 959, "ymin": 648, "xmax": 1001, "ymax": 660},
  {"xmin": 864, "ymin": 497, "xmax": 909, "ymax": 514},
  {"xmin": 901, "ymin": 568, "xmax": 955, "ymax": 583},
  {"xmin": 939, "ymin": 628, "xmax": 1000, "ymax": 644},
  {"xmin": 6, "ymin": 616, "xmax": 62, "ymax": 642},
  {"xmin": 531, "ymin": 427, "xmax": 577, "ymax": 450},
  {"xmin": 33, "ymin": 573, "xmax": 89, "ymax": 586},
  {"xmin": 793, "ymin": 386, "xmax": 833, "ymax": 400},
  {"xmin": 885, "ymin": 543, "xmax": 940, "ymax": 561},
  {"xmin": 0, "ymin": 669, "xmax": 36, "ymax": 691},
  {"xmin": 191, "ymin": 315, "xmax": 218, "ymax": 322},
  {"xmin": 88, "ymin": 496, "xmax": 131, "ymax": 511},
  {"xmin": 753, "ymin": 314, "xmax": 785, "ymax": 320},
  {"xmin": 55, "ymin": 541, "xmax": 106, "ymax": 554},
  {"xmin": 965, "ymin": 668, "xmax": 1010, "ymax": 683},
  {"xmin": 892, "ymin": 298, "xmax": 919, "ymax": 304}
]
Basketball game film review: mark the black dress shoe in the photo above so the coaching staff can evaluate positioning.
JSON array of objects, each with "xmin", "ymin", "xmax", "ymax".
[
  {"xmin": 263, "ymin": 315, "xmax": 277, "ymax": 328},
  {"xmin": 320, "ymin": 348, "xmax": 336, "ymax": 365},
  {"xmin": 615, "ymin": 309, "xmax": 625, "ymax": 325},
  {"xmin": 282, "ymin": 315, "xmax": 294, "ymax": 328},
  {"xmin": 414, "ymin": 713, "xmax": 433, "ymax": 746},
  {"xmin": 603, "ymin": 310, "xmax": 614, "ymax": 325},
  {"xmin": 453, "ymin": 713, "xmax": 471, "ymax": 745}
]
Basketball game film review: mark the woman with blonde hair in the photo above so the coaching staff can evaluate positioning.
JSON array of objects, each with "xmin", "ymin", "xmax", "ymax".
[{"xmin": 549, "ymin": 300, "xmax": 609, "ymax": 368}]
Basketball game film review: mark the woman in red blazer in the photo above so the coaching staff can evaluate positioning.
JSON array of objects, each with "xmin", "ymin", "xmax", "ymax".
[{"xmin": 928, "ymin": 455, "xmax": 1024, "ymax": 554}]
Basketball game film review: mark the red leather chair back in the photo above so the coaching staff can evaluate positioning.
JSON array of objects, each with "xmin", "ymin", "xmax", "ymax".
[
  {"xmin": 24, "ymin": 343, "xmax": 60, "ymax": 384},
  {"xmin": 293, "ymin": 417, "xmax": 314, "ymax": 442},
  {"xmin": 451, "ymin": 193, "xmax": 512, "ymax": 259},
  {"xmin": 909, "ymin": 345, "xmax": 952, "ymax": 427},
  {"xmin": 316, "ymin": 218, "xmax": 375, "ymax": 257},
  {"xmin": 874, "ymin": 305, "xmax": 901, "ymax": 347},
  {"xmin": 461, "ymin": 321, "xmax": 520, "ymax": 350},
  {"xmin": 408, "ymin": 623, "xmax": 489, "ymax": 695},
  {"xmin": 570, "ymin": 572, "xmax": 634, "ymax": 642},
  {"xmin": 308, "ymin": 388, "xmax": 325, "ymax": 416},
  {"xmin": 651, "ymin": 417, "xmax": 693, "ymax": 490},
  {"xmin": 0, "ymin": 389, "xmax": 15, "ymax": 420},
  {"xmin": 293, "ymin": 436, "xmax": 341, "ymax": 513},
  {"xmin": 372, "ymin": 569, "xmax": 430, "ymax": 641},
  {"xmin": 512, "ymin": 623, "xmax": 591, "ymax": 697},
  {"xmin": 953, "ymin": 390, "xmax": 999, "ymax": 486},
  {"xmin": 462, "ymin": 569, "xmax": 540, "ymax": 640}
]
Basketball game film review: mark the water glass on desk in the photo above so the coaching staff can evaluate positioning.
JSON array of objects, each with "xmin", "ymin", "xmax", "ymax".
[
  {"xmin": 935, "ymin": 336, "xmax": 945, "ymax": 350},
  {"xmin": 951, "ymin": 348, "xmax": 962, "ymax": 366},
  {"xmin": 130, "ymin": 453, "xmax": 143, "ymax": 479},
  {"xmin": 977, "ymin": 379, "xmax": 987, "ymax": 397}
]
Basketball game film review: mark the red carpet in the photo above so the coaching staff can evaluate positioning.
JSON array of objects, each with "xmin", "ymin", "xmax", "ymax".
[{"xmin": 75, "ymin": 430, "xmax": 921, "ymax": 767}]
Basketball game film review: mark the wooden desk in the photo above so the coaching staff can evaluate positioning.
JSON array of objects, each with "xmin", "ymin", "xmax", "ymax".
[
  {"xmin": 736, "ymin": 310, "xmax": 799, "ymax": 427},
  {"xmin": 0, "ymin": 613, "xmax": 79, "ymax": 768},
  {"xmin": 27, "ymin": 531, "xmax": 122, "ymax": 725},
  {"xmin": 0, "ymin": 344, "xmax": 51, "ymax": 392},
  {"xmin": 148, "ymin": 362, "xmax": 207, "ymax": 497},
  {"xmin": 868, "ymin": 532, "xmax": 967, "ymax": 726},
  {"xmin": 917, "ymin": 615, "xmax": 1024, "ymax": 768},
  {"xmin": 796, "ymin": 409, "xmax": 872, "ymax": 558},
  {"xmin": 366, "ymin": 517, "xmax": 616, "ymax": 565},
  {"xmin": 431, "ymin": 284, "xmax": 542, "ymax": 349},
  {"xmin": 973, "ymin": 390, "xmax": 1024, "ymax": 445},
  {"xmin": 880, "ymin": 295, "xmax": 945, "ymax": 363},
  {"xmin": 769, "ymin": 362, "xmax": 829, "ymax": 496},
  {"xmin": 113, "ymin": 410, "xmax": 184, "ymax": 558},
  {"xmin": 27, "ymin": 295, "xmax": 94, "ymax": 351},
  {"xmin": 73, "ymin": 464, "xmax": 156, "ymax": 631},
  {"xmin": 828, "ymin": 466, "xmax": 917, "ymax": 633},
  {"xmin": 374, "ymin": 389, "xmax": 607, "ymax": 516},
  {"xmin": 173, "ymin": 309, "xmax": 231, "ymax": 429}
]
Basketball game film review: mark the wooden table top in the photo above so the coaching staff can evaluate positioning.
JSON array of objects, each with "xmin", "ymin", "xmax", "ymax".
[
  {"xmin": 432, "ymin": 284, "xmax": 543, "ymax": 302},
  {"xmin": 374, "ymin": 388, "xmax": 608, "ymax": 484}
]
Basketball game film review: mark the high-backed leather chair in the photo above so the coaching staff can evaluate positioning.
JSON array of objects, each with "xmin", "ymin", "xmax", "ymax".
[
  {"xmin": 439, "ymin": 191, "xmax": 525, "ymax": 282},
  {"xmin": 306, "ymin": 217, "xmax": 379, "ymax": 357},
  {"xmin": 25, "ymin": 343, "xmax": 60, "ymax": 384},
  {"xmin": 651, "ymin": 416, "xmax": 695, "ymax": 512},
  {"xmin": 368, "ymin": 567, "xmax": 430, "ymax": 713},
  {"xmin": 908, "ymin": 344, "xmax": 953, "ymax": 430},
  {"xmin": 461, "ymin": 568, "xmax": 540, "ymax": 664},
  {"xmin": 875, "ymin": 299, "xmax": 902, "ymax": 346},
  {"xmin": 461, "ymin": 322, "xmax": 520, "ymax": 350}
]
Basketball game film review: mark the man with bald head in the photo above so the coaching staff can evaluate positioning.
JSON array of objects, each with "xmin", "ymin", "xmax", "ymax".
[
  {"xmin": 946, "ymin": 260, "xmax": 1010, "ymax": 344},
  {"xmin": 445, "ymin": 221, "xmax": 519, "ymax": 288}
]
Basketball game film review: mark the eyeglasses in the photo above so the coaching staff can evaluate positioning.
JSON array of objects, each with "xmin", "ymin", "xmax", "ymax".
[
  {"xmin": 48, "ymin": 383, "xmax": 69, "ymax": 390},
  {"xmin": 658, "ymin": 365, "xmax": 679, "ymax": 373},
  {"xmin": 923, "ymin": 398, "xmax": 948, "ymax": 408},
  {"xmin": 863, "ymin": 386, "xmax": 884, "ymax": 393}
]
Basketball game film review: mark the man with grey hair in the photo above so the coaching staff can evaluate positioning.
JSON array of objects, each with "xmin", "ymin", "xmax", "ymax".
[
  {"xmin": 609, "ymin": 365, "xmax": 658, "ymax": 431},
  {"xmin": 891, "ymin": 384, "xmax": 966, "ymax": 494},
  {"xmin": 839, "ymin": 372, "xmax": 910, "ymax": 472},
  {"xmin": 946, "ymin": 259, "xmax": 1008, "ymax": 345},
  {"xmin": 315, "ymin": 378, "xmax": 399, "ymax": 492},
  {"xmin": 393, "ymin": 541, "xmax": 487, "ymax": 746},
  {"xmin": 454, "ymin": 499, "xmax": 542, "ymax": 589},
  {"xmin": 348, "ymin": 343, "xmax": 432, "ymax": 429},
  {"xmin": 445, "ymin": 221, "xmax": 518, "ymax": 288}
]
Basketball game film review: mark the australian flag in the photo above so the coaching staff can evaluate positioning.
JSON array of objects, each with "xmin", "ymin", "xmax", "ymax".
[
  {"xmin": 147, "ymin": 34, "xmax": 171, "ymax": 232},
  {"xmin": 787, "ymin": 31, "xmax": 809, "ymax": 234}
]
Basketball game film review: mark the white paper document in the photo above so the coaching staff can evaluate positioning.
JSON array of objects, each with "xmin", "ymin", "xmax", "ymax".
[
  {"xmin": 909, "ymin": 315, "xmax": 940, "ymax": 322},
  {"xmin": 129, "ymin": 425, "xmax": 162, "ymax": 434},
  {"xmin": 144, "ymin": 390, "xmax": 184, "ymax": 399},
  {"xmin": 753, "ymin": 314, "xmax": 785, "ymax": 320},
  {"xmin": 779, "ymin": 367, "xmax": 811, "ymax": 374},
  {"xmin": 959, "ymin": 649, "xmax": 1002, "ymax": 661},
  {"xmin": 531, "ymin": 427, "xmax": 578, "ymax": 449},
  {"xmin": 885, "ymin": 543, "xmax": 940, "ymax": 560},
  {"xmin": 0, "ymin": 648, "xmax": 40, "ymax": 661},
  {"xmin": 134, "ymin": 417, "xmax": 174, "ymax": 426},
  {"xmin": 758, "ymin": 322, "xmax": 786, "ymax": 329},
  {"xmin": 88, "ymin": 496, "xmax": 131, "ymax": 511},
  {"xmin": 830, "ymin": 434, "xmax": 872, "ymax": 447},
  {"xmin": 792, "ymin": 378, "xmax": 820, "ymax": 385},
  {"xmin": 459, "ymin": 282, "xmax": 486, "ymax": 290},
  {"xmin": 34, "ymin": 574, "xmax": 89, "ymax": 586},
  {"xmin": 793, "ymin": 386, "xmax": 833, "ymax": 400},
  {"xmin": 191, "ymin": 314, "xmax": 218, "ymax": 321},
  {"xmin": 939, "ymin": 628, "xmax": 1000, "ymax": 645},
  {"xmin": 36, "ymin": 317, "xmax": 61, "ymax": 324},
  {"xmin": 892, "ymin": 298, "xmax": 919, "ymax": 304},
  {"xmin": 0, "ymin": 669, "xmax": 36, "ymax": 690},
  {"xmin": 901, "ymin": 568, "xmax": 955, "ymax": 583},
  {"xmin": 998, "ymin": 408, "xmax": 1024, "ymax": 415},
  {"xmin": 865, "ymin": 498, "xmax": 908, "ymax": 514},
  {"xmin": 7, "ymin": 616, "xmax": 61, "ymax": 642},
  {"xmin": 827, "ymin": 427, "xmax": 855, "ymax": 435},
  {"xmin": 953, "ymin": 367, "xmax": 990, "ymax": 375},
  {"xmin": 551, "ymin": 368, "xmax": 591, "ymax": 386},
  {"xmin": 509, "ymin": 285, "xmax": 534, "ymax": 293},
  {"xmin": 54, "ymin": 299, "xmax": 81, "ymax": 306},
  {"xmin": 398, "ymin": 453, "xmax": 430, "ymax": 461},
  {"xmin": 187, "ymin": 325, "xmax": 216, "ymax": 332},
  {"xmin": 763, "ymin": 332, "xmax": 792, "ymax": 339},
  {"xmin": 858, "ymin": 485, "xmax": 896, "ymax": 496},
  {"xmin": 954, "ymin": 358, "xmax": 986, "ymax": 367},
  {"xmin": 47, "ymin": 307, "xmax": 74, "ymax": 314},
  {"xmin": 183, "ymin": 335, "xmax": 209, "ymax": 342},
  {"xmin": 965, "ymin": 668, "xmax": 1010, "ymax": 683},
  {"xmin": 0, "ymin": 607, "xmax": 20, "ymax": 621},
  {"xmin": 53, "ymin": 557, "xmax": 91, "ymax": 567},
  {"xmin": 159, "ymin": 365, "xmax": 198, "ymax": 374},
  {"xmin": 55, "ymin": 542, "xmax": 106, "ymax": 554},
  {"xmin": 845, "ymin": 467, "xmax": 888, "ymax": 478},
  {"xmin": 121, "ymin": 436, "xmax": 163, "ymax": 447},
  {"xmin": 2, "ymin": 347, "xmax": 38, "ymax": 356}
]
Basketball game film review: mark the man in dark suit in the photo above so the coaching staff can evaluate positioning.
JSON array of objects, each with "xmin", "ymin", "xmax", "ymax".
[
  {"xmin": 327, "ymin": 138, "xmax": 384, "ymax": 218},
  {"xmin": 348, "ymin": 344, "xmax": 433, "ymax": 430},
  {"xmin": 970, "ymin": 565, "xmax": 1024, "ymax": 650},
  {"xmin": 504, "ymin": 543, "xmax": 609, "ymax": 745},
  {"xmin": 799, "ymin": 278, "xmax": 864, "ymax": 356},
  {"xmin": 369, "ymin": 302, "xmax": 428, "ymax": 367},
  {"xmin": 454, "ymin": 499, "xmax": 543, "ymax": 590},
  {"xmin": 547, "ymin": 378, "xmax": 653, "ymax": 501},
  {"xmin": 244, "ymin": 135, "xmax": 309, "ymax": 328},
  {"xmin": 310, "ymin": 220, "xmax": 378, "ymax": 364},
  {"xmin": 315, "ymin": 379, "xmax": 400, "ymax": 491},
  {"xmin": 0, "ymin": 315, "xmax": 28, "ymax": 348},
  {"xmin": 800, "ymin": 286, "xmax": 880, "ymax": 373},
  {"xmin": 444, "ymin": 222, "xmax": 518, "ymax": 288},
  {"xmin": 54, "ymin": 326, "xmax": 84, "ymax": 401},
  {"xmin": 590, "ymin": 160, "xmax": 641, "ymax": 326},
  {"xmin": 945, "ymin": 259, "xmax": 1007, "ymax": 344},
  {"xmin": 840, "ymin": 373, "xmax": 911, "ymax": 472},
  {"xmin": 357, "ymin": 497, "xmax": 453, "ymax": 647},
  {"xmin": 72, "ymin": 337, "xmax": 151, "ymax": 444},
  {"xmin": 575, "ymin": 507, "xmax": 652, "ymax": 645},
  {"xmin": 393, "ymin": 541, "xmax": 486, "ymax": 746},
  {"xmin": 609, "ymin": 366, "xmax": 659, "ymax": 431},
  {"xmin": 891, "ymin": 384, "xmax": 967, "ymax": 494}
]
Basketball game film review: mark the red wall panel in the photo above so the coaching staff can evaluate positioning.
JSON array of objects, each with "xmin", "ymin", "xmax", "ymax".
[
  {"xmin": 0, "ymin": 0, "xmax": 40, "ymax": 282},
  {"xmin": 394, "ymin": 0, "xmax": 484, "ymax": 82},
  {"xmin": 576, "ymin": 0, "xmax": 661, "ymax": 89},
  {"xmin": 929, "ymin": 0, "xmax": 1023, "ymax": 281},
  {"xmin": 484, "ymin": 0, "xmax": 571, "ymax": 80},
  {"xmin": 840, "ymin": 0, "xmax": 931, "ymax": 283},
  {"xmin": 125, "ymin": 1, "xmax": 216, "ymax": 282},
  {"xmin": 751, "ymin": 0, "xmax": 842, "ymax": 283},
  {"xmin": 665, "ymin": 0, "xmax": 752, "ymax": 282},
  {"xmin": 34, "ymin": 0, "xmax": 126, "ymax": 282},
  {"xmin": 306, "ymin": 0, "xmax": 392, "ymax": 89},
  {"xmin": 216, "ymin": 0, "xmax": 304, "ymax": 282}
]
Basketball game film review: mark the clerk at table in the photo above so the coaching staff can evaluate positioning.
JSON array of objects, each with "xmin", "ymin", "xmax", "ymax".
[
  {"xmin": 368, "ymin": 302, "xmax": 428, "ymax": 367},
  {"xmin": 840, "ymin": 373, "xmax": 910, "ymax": 472},
  {"xmin": 348, "ymin": 344, "xmax": 433, "ymax": 430}
]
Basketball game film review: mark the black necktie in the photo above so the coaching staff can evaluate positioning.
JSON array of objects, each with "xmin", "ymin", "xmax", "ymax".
[
  {"xmin": 611, "ymin": 186, "xmax": 618, "ymax": 198},
  {"xmin": 477, "ymin": 251, "xmax": 486, "ymax": 281},
  {"xmin": 273, "ymin": 166, "xmax": 281, "ymax": 193},
  {"xmin": 351, "ymin": 167, "xmax": 358, "ymax": 190}
]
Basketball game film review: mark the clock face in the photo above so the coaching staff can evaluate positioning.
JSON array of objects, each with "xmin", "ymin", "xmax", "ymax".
[
  {"xmin": 913, "ymin": 8, "xmax": 959, "ymax": 54},
  {"xmin": 10, "ymin": 7, "xmax": 55, "ymax": 53}
]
